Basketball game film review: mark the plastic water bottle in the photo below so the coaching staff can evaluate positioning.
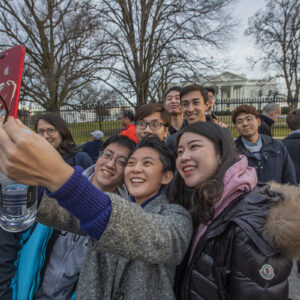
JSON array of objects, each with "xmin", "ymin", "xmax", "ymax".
[{"xmin": 0, "ymin": 172, "xmax": 37, "ymax": 232}]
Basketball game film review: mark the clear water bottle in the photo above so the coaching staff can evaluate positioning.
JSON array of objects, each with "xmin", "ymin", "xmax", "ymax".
[{"xmin": 0, "ymin": 172, "xmax": 37, "ymax": 232}]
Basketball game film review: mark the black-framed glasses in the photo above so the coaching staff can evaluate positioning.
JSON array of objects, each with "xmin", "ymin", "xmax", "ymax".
[
  {"xmin": 99, "ymin": 151, "xmax": 128, "ymax": 167},
  {"xmin": 136, "ymin": 121, "xmax": 166, "ymax": 130},
  {"xmin": 36, "ymin": 128, "xmax": 57, "ymax": 136},
  {"xmin": 0, "ymin": 80, "xmax": 17, "ymax": 123}
]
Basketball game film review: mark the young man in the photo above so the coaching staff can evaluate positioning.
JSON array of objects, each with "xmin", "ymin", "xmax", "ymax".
[
  {"xmin": 81, "ymin": 130, "xmax": 104, "ymax": 164},
  {"xmin": 205, "ymin": 87, "xmax": 218, "ymax": 122},
  {"xmin": 232, "ymin": 105, "xmax": 297, "ymax": 184},
  {"xmin": 164, "ymin": 86, "xmax": 186, "ymax": 135},
  {"xmin": 0, "ymin": 121, "xmax": 192, "ymax": 300},
  {"xmin": 119, "ymin": 110, "xmax": 138, "ymax": 143},
  {"xmin": 258, "ymin": 103, "xmax": 281, "ymax": 136},
  {"xmin": 135, "ymin": 103, "xmax": 170, "ymax": 141},
  {"xmin": 0, "ymin": 135, "xmax": 135, "ymax": 300},
  {"xmin": 165, "ymin": 84, "xmax": 209, "ymax": 153}
]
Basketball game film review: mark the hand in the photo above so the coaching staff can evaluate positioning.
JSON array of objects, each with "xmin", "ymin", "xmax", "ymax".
[{"xmin": 0, "ymin": 117, "xmax": 74, "ymax": 192}]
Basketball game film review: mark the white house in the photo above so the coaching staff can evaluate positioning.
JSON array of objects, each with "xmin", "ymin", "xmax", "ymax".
[
  {"xmin": 204, "ymin": 72, "xmax": 277, "ymax": 99},
  {"xmin": 202, "ymin": 72, "xmax": 278, "ymax": 111}
]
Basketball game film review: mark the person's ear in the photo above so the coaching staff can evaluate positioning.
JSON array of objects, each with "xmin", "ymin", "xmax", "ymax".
[
  {"xmin": 164, "ymin": 126, "xmax": 169, "ymax": 139},
  {"xmin": 257, "ymin": 117, "xmax": 261, "ymax": 126},
  {"xmin": 161, "ymin": 170, "xmax": 173, "ymax": 185}
]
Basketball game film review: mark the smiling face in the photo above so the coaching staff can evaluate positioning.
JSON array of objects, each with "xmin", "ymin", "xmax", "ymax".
[
  {"xmin": 181, "ymin": 90, "xmax": 208, "ymax": 125},
  {"xmin": 136, "ymin": 112, "xmax": 168, "ymax": 141},
  {"xmin": 125, "ymin": 147, "xmax": 172, "ymax": 204},
  {"xmin": 92, "ymin": 142, "xmax": 130, "ymax": 192},
  {"xmin": 36, "ymin": 119, "xmax": 62, "ymax": 149},
  {"xmin": 164, "ymin": 90, "xmax": 182, "ymax": 115},
  {"xmin": 176, "ymin": 132, "xmax": 220, "ymax": 187},
  {"xmin": 235, "ymin": 113, "xmax": 261, "ymax": 143}
]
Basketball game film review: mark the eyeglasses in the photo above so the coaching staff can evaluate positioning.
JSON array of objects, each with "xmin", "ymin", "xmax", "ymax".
[
  {"xmin": 100, "ymin": 151, "xmax": 128, "ymax": 167},
  {"xmin": 136, "ymin": 121, "xmax": 166, "ymax": 130},
  {"xmin": 36, "ymin": 128, "xmax": 57, "ymax": 136}
]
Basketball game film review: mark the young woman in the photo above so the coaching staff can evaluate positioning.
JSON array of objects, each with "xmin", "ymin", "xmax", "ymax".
[
  {"xmin": 172, "ymin": 121, "xmax": 300, "ymax": 300},
  {"xmin": 35, "ymin": 112, "xmax": 92, "ymax": 168}
]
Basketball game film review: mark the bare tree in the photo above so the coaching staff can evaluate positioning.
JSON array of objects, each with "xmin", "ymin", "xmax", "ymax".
[
  {"xmin": 95, "ymin": 0, "xmax": 234, "ymax": 106},
  {"xmin": 0, "ymin": 0, "xmax": 108, "ymax": 111},
  {"xmin": 72, "ymin": 84, "xmax": 124, "ymax": 109},
  {"xmin": 246, "ymin": 0, "xmax": 300, "ymax": 109}
]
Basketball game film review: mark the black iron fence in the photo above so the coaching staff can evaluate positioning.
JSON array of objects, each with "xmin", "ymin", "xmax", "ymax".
[{"xmin": 19, "ymin": 96, "xmax": 298, "ymax": 144}]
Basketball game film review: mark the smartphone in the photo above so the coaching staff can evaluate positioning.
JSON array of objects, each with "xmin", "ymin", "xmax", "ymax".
[{"xmin": 0, "ymin": 45, "xmax": 26, "ymax": 118}]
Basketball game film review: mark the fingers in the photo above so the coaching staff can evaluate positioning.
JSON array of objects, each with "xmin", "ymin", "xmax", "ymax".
[
  {"xmin": 3, "ymin": 117, "xmax": 35, "ymax": 143},
  {"xmin": 0, "ymin": 118, "xmax": 16, "ymax": 174}
]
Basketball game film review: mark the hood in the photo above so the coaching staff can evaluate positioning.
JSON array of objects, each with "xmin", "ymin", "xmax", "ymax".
[{"xmin": 265, "ymin": 182, "xmax": 300, "ymax": 259}]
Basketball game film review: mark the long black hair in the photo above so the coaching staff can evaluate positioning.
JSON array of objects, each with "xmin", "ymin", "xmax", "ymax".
[{"xmin": 170, "ymin": 122, "xmax": 237, "ymax": 225}]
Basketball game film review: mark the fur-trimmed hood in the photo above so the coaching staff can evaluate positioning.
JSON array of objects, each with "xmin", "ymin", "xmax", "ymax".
[{"xmin": 265, "ymin": 182, "xmax": 300, "ymax": 259}]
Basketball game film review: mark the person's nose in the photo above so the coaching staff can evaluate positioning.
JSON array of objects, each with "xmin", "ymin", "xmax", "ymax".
[
  {"xmin": 242, "ymin": 119, "xmax": 249, "ymax": 126},
  {"xmin": 106, "ymin": 157, "xmax": 116, "ymax": 169},
  {"xmin": 178, "ymin": 149, "xmax": 191, "ymax": 163},
  {"xmin": 185, "ymin": 103, "xmax": 194, "ymax": 112},
  {"xmin": 131, "ymin": 162, "xmax": 142, "ymax": 173},
  {"xmin": 43, "ymin": 131, "xmax": 51, "ymax": 138},
  {"xmin": 143, "ymin": 124, "xmax": 152, "ymax": 134}
]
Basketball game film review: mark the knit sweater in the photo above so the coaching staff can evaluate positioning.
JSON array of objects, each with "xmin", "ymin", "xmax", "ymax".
[{"xmin": 36, "ymin": 168, "xmax": 193, "ymax": 299}]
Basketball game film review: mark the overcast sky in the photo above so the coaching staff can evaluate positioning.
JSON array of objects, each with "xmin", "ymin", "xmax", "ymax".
[{"xmin": 225, "ymin": 0, "xmax": 267, "ymax": 79}]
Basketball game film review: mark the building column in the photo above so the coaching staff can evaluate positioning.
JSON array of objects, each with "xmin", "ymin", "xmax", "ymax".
[
  {"xmin": 230, "ymin": 86, "xmax": 234, "ymax": 99},
  {"xmin": 217, "ymin": 85, "xmax": 222, "ymax": 100}
]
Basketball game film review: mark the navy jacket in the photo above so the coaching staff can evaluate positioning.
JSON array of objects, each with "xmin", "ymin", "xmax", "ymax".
[
  {"xmin": 235, "ymin": 135, "xmax": 298, "ymax": 184},
  {"xmin": 282, "ymin": 132, "xmax": 300, "ymax": 182},
  {"xmin": 81, "ymin": 140, "xmax": 103, "ymax": 164}
]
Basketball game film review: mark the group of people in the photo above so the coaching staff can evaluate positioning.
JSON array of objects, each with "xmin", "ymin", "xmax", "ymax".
[{"xmin": 0, "ymin": 83, "xmax": 299, "ymax": 300}]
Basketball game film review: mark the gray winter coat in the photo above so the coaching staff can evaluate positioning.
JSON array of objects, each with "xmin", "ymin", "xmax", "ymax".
[{"xmin": 36, "ymin": 192, "xmax": 193, "ymax": 300}]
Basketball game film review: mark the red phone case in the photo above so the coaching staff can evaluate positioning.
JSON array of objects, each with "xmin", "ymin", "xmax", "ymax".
[{"xmin": 0, "ymin": 45, "xmax": 26, "ymax": 118}]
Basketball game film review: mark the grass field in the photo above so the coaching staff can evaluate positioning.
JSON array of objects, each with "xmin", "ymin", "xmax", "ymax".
[
  {"xmin": 68, "ymin": 116, "xmax": 291, "ymax": 145},
  {"xmin": 69, "ymin": 120, "xmax": 124, "ymax": 144}
]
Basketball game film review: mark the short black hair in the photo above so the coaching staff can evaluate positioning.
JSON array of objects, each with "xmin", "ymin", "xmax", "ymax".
[
  {"xmin": 180, "ymin": 84, "xmax": 209, "ymax": 104},
  {"xmin": 100, "ymin": 135, "xmax": 136, "ymax": 154},
  {"xmin": 134, "ymin": 103, "xmax": 171, "ymax": 127},
  {"xmin": 205, "ymin": 87, "xmax": 215, "ymax": 95},
  {"xmin": 134, "ymin": 136, "xmax": 175, "ymax": 173},
  {"xmin": 165, "ymin": 86, "xmax": 182, "ymax": 99},
  {"xmin": 123, "ymin": 110, "xmax": 135, "ymax": 122}
]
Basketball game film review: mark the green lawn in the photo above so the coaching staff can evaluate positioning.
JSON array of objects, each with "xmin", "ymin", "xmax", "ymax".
[{"xmin": 69, "ymin": 120, "xmax": 123, "ymax": 144}]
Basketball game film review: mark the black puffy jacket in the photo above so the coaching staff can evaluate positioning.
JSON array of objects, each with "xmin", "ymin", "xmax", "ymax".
[{"xmin": 178, "ymin": 184, "xmax": 293, "ymax": 300}]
